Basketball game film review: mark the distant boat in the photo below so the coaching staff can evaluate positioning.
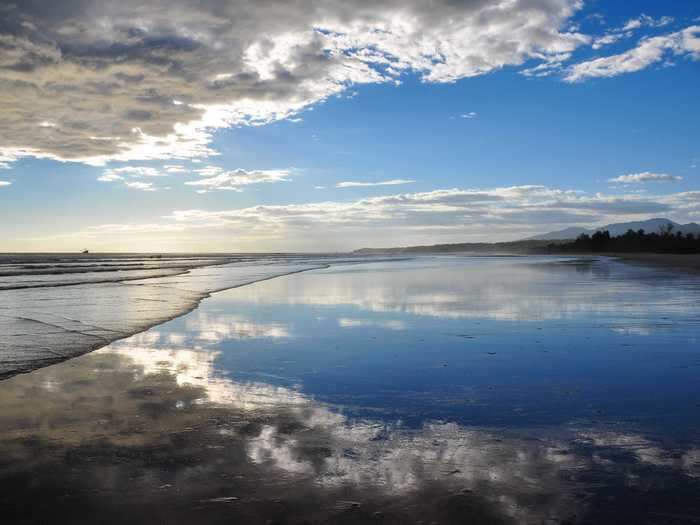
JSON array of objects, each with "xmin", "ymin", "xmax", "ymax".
[{"xmin": 81, "ymin": 249, "xmax": 89, "ymax": 254}]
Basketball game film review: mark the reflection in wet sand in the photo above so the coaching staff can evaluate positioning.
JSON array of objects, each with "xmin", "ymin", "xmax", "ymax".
[
  {"xmin": 0, "ymin": 260, "xmax": 323, "ymax": 379},
  {"xmin": 1, "ymin": 338, "xmax": 699, "ymax": 524},
  {"xmin": 2, "ymin": 256, "xmax": 700, "ymax": 524},
  {"xmin": 224, "ymin": 257, "xmax": 700, "ymax": 324},
  {"xmin": 185, "ymin": 313, "xmax": 292, "ymax": 342}
]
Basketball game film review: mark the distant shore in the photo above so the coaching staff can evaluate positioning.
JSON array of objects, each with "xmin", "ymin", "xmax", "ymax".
[{"xmin": 604, "ymin": 253, "xmax": 700, "ymax": 274}]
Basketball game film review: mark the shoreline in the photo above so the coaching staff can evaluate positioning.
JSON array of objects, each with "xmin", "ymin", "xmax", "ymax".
[
  {"xmin": 0, "ymin": 260, "xmax": 330, "ymax": 381},
  {"xmin": 2, "ymin": 252, "xmax": 697, "ymax": 382},
  {"xmin": 596, "ymin": 252, "xmax": 700, "ymax": 274}
]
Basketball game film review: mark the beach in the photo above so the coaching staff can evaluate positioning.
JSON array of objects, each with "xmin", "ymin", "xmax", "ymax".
[
  {"xmin": 0, "ymin": 254, "xmax": 364, "ymax": 379},
  {"xmin": 1, "ymin": 255, "xmax": 699, "ymax": 524},
  {"xmin": 614, "ymin": 253, "xmax": 700, "ymax": 274}
]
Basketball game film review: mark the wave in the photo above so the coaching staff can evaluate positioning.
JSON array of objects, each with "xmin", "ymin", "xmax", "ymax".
[{"xmin": 0, "ymin": 255, "xmax": 336, "ymax": 380}]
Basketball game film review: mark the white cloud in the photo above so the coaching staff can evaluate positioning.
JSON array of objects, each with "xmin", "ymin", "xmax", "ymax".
[
  {"xmin": 622, "ymin": 14, "xmax": 674, "ymax": 32},
  {"xmin": 566, "ymin": 25, "xmax": 700, "ymax": 82},
  {"xmin": 590, "ymin": 14, "xmax": 676, "ymax": 51},
  {"xmin": 164, "ymin": 164, "xmax": 188, "ymax": 173},
  {"xmin": 98, "ymin": 165, "xmax": 166, "ymax": 189},
  {"xmin": 185, "ymin": 168, "xmax": 292, "ymax": 191},
  {"xmin": 336, "ymin": 179, "xmax": 415, "ymax": 188},
  {"xmin": 608, "ymin": 172, "xmax": 682, "ymax": 184},
  {"xmin": 124, "ymin": 181, "xmax": 155, "ymax": 191},
  {"xmin": 591, "ymin": 33, "xmax": 624, "ymax": 50},
  {"xmin": 461, "ymin": 112, "xmax": 478, "ymax": 119},
  {"xmin": 65, "ymin": 184, "xmax": 700, "ymax": 251},
  {"xmin": 0, "ymin": 0, "xmax": 588, "ymax": 166},
  {"xmin": 195, "ymin": 166, "xmax": 225, "ymax": 177},
  {"xmin": 0, "ymin": 181, "xmax": 11, "ymax": 187},
  {"xmin": 97, "ymin": 173, "xmax": 123, "ymax": 182},
  {"xmin": 101, "ymin": 166, "xmax": 165, "ymax": 179}
]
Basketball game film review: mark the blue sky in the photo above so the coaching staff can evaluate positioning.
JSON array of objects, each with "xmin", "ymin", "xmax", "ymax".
[{"xmin": 0, "ymin": 0, "xmax": 698, "ymax": 251}]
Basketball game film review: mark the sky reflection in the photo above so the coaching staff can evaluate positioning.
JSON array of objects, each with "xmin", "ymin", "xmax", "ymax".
[
  {"xmin": 216, "ymin": 257, "xmax": 700, "ymax": 323},
  {"xmin": 1, "ymin": 256, "xmax": 699, "ymax": 523}
]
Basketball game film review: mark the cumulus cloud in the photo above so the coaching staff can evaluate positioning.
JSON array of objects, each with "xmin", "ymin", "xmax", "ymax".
[
  {"xmin": 0, "ymin": 181, "xmax": 11, "ymax": 186},
  {"xmin": 608, "ymin": 172, "xmax": 683, "ymax": 184},
  {"xmin": 164, "ymin": 164, "xmax": 187, "ymax": 173},
  {"xmin": 159, "ymin": 185, "xmax": 678, "ymax": 233},
  {"xmin": 591, "ymin": 33, "xmax": 624, "ymax": 50},
  {"xmin": 185, "ymin": 168, "xmax": 292, "ymax": 192},
  {"xmin": 99, "ymin": 166, "xmax": 164, "ymax": 180},
  {"xmin": 124, "ymin": 181, "xmax": 155, "ymax": 191},
  {"xmin": 336, "ymin": 179, "xmax": 414, "ymax": 188},
  {"xmin": 66, "ymin": 184, "xmax": 700, "ymax": 251},
  {"xmin": 566, "ymin": 25, "xmax": 700, "ymax": 81},
  {"xmin": 461, "ymin": 112, "xmax": 478, "ymax": 119},
  {"xmin": 98, "ymin": 165, "xmax": 166, "ymax": 189},
  {"xmin": 0, "ymin": 0, "xmax": 588, "ymax": 166}
]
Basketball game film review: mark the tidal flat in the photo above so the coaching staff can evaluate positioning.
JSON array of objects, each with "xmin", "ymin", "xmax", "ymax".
[{"xmin": 1, "ymin": 256, "xmax": 699, "ymax": 524}]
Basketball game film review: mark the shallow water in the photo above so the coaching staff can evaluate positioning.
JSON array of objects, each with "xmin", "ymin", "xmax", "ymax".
[
  {"xmin": 1, "ymin": 256, "xmax": 699, "ymax": 524},
  {"xmin": 0, "ymin": 254, "xmax": 363, "ymax": 379}
]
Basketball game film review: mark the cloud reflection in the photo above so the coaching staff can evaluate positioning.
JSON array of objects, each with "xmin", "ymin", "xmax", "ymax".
[
  {"xmin": 220, "ymin": 258, "xmax": 700, "ymax": 328},
  {"xmin": 186, "ymin": 312, "xmax": 291, "ymax": 342},
  {"xmin": 2, "ymin": 333, "xmax": 695, "ymax": 524}
]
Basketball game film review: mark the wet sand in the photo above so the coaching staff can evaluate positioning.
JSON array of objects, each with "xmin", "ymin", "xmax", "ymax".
[
  {"xmin": 1, "ymin": 256, "xmax": 699, "ymax": 524},
  {"xmin": 614, "ymin": 253, "xmax": 700, "ymax": 274},
  {"xmin": 0, "ymin": 254, "xmax": 390, "ymax": 380},
  {"xmin": 2, "ymin": 330, "xmax": 698, "ymax": 525}
]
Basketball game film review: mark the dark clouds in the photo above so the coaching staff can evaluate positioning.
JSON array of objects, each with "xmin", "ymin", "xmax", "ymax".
[{"xmin": 0, "ymin": 0, "xmax": 586, "ymax": 164}]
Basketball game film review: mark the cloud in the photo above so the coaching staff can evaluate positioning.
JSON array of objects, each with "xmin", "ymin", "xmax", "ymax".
[
  {"xmin": 185, "ymin": 168, "xmax": 292, "ymax": 191},
  {"xmin": 621, "ymin": 14, "xmax": 674, "ymax": 32},
  {"xmin": 0, "ymin": 0, "xmax": 587, "ymax": 166},
  {"xmin": 194, "ymin": 166, "xmax": 225, "ymax": 177},
  {"xmin": 163, "ymin": 164, "xmax": 188, "ymax": 173},
  {"xmin": 0, "ymin": 181, "xmax": 11, "ymax": 187},
  {"xmin": 65, "ymin": 184, "xmax": 700, "ymax": 251},
  {"xmin": 591, "ymin": 33, "xmax": 624, "ymax": 50},
  {"xmin": 591, "ymin": 14, "xmax": 675, "ymax": 50},
  {"xmin": 608, "ymin": 172, "xmax": 682, "ymax": 184},
  {"xmin": 97, "ymin": 173, "xmax": 123, "ymax": 182},
  {"xmin": 336, "ymin": 179, "xmax": 414, "ymax": 188},
  {"xmin": 100, "ymin": 166, "xmax": 165, "ymax": 180},
  {"xmin": 124, "ymin": 181, "xmax": 155, "ymax": 191},
  {"xmin": 566, "ymin": 25, "xmax": 700, "ymax": 82},
  {"xmin": 163, "ymin": 185, "xmax": 677, "ymax": 234},
  {"xmin": 461, "ymin": 112, "xmax": 478, "ymax": 119},
  {"xmin": 98, "ymin": 165, "xmax": 166, "ymax": 189}
]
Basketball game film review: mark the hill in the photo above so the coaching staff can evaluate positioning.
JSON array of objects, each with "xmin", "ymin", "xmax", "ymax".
[
  {"xmin": 527, "ymin": 218, "xmax": 700, "ymax": 241},
  {"xmin": 353, "ymin": 239, "xmax": 557, "ymax": 255}
]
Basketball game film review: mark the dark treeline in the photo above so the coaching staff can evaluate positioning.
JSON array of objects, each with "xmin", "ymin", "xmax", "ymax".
[{"xmin": 554, "ymin": 225, "xmax": 700, "ymax": 254}]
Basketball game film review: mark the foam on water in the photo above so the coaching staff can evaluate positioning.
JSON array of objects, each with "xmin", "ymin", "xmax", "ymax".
[{"xmin": 0, "ymin": 254, "xmax": 341, "ymax": 379}]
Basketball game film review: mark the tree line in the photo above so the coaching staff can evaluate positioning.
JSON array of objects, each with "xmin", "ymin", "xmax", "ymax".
[{"xmin": 553, "ymin": 224, "xmax": 700, "ymax": 254}]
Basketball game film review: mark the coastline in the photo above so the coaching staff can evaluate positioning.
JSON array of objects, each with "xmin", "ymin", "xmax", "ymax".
[
  {"xmin": 602, "ymin": 253, "xmax": 700, "ymax": 274},
  {"xmin": 2, "ymin": 251, "xmax": 697, "ymax": 382},
  {"xmin": 0, "ymin": 258, "xmax": 331, "ymax": 381}
]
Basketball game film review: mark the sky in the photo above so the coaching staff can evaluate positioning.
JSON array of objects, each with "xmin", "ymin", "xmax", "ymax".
[{"xmin": 0, "ymin": 0, "xmax": 698, "ymax": 252}]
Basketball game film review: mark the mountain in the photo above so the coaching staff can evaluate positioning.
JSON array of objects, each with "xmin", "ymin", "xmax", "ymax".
[
  {"xmin": 353, "ymin": 239, "xmax": 556, "ymax": 255},
  {"xmin": 354, "ymin": 218, "xmax": 700, "ymax": 255},
  {"xmin": 527, "ymin": 218, "xmax": 700, "ymax": 241}
]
